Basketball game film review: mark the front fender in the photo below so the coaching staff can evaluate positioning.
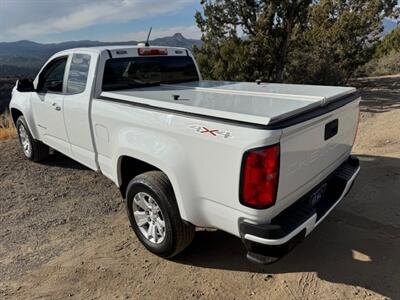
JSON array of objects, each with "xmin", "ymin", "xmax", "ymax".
[{"xmin": 9, "ymin": 89, "xmax": 39, "ymax": 140}]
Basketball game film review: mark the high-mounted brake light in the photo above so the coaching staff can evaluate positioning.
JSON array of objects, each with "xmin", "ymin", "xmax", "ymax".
[
  {"xmin": 240, "ymin": 144, "xmax": 280, "ymax": 209},
  {"xmin": 138, "ymin": 48, "xmax": 168, "ymax": 56}
]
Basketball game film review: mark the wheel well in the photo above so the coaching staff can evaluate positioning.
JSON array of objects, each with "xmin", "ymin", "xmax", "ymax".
[
  {"xmin": 119, "ymin": 156, "xmax": 160, "ymax": 198},
  {"xmin": 10, "ymin": 108, "xmax": 23, "ymax": 125}
]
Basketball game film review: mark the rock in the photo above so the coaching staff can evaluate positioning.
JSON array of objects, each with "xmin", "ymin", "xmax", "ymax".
[{"xmin": 264, "ymin": 274, "xmax": 273, "ymax": 281}]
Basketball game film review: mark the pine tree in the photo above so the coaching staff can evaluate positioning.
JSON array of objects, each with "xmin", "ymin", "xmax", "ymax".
[{"xmin": 195, "ymin": 0, "xmax": 398, "ymax": 85}]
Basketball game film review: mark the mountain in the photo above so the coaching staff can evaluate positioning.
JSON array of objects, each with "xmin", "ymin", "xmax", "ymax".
[
  {"xmin": 0, "ymin": 33, "xmax": 202, "ymax": 77},
  {"xmin": 383, "ymin": 18, "xmax": 399, "ymax": 36}
]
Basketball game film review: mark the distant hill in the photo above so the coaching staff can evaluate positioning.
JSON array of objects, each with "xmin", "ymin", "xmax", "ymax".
[
  {"xmin": 0, "ymin": 33, "xmax": 202, "ymax": 77},
  {"xmin": 383, "ymin": 18, "xmax": 399, "ymax": 36}
]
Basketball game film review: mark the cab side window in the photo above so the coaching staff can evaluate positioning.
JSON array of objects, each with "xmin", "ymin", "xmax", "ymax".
[
  {"xmin": 38, "ymin": 57, "xmax": 68, "ymax": 93},
  {"xmin": 67, "ymin": 54, "xmax": 91, "ymax": 94}
]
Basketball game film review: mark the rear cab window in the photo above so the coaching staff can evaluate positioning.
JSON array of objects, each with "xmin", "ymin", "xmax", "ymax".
[
  {"xmin": 102, "ymin": 56, "xmax": 199, "ymax": 91},
  {"xmin": 67, "ymin": 53, "xmax": 91, "ymax": 94}
]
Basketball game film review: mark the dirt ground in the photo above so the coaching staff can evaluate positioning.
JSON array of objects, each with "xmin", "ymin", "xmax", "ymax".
[{"xmin": 0, "ymin": 76, "xmax": 399, "ymax": 300}]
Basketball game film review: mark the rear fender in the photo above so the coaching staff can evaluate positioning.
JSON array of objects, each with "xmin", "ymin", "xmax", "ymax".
[{"xmin": 113, "ymin": 128, "xmax": 192, "ymax": 221}]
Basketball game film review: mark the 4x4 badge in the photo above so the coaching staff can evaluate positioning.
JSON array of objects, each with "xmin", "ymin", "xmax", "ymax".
[{"xmin": 189, "ymin": 125, "xmax": 233, "ymax": 139}]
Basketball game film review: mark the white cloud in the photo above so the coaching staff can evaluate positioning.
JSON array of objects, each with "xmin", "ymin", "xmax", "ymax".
[
  {"xmin": 0, "ymin": 0, "xmax": 197, "ymax": 41},
  {"xmin": 105, "ymin": 25, "xmax": 201, "ymax": 42}
]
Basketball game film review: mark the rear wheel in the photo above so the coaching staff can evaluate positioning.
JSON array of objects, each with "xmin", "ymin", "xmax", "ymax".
[
  {"xmin": 16, "ymin": 116, "xmax": 49, "ymax": 162},
  {"xmin": 126, "ymin": 171, "xmax": 195, "ymax": 257}
]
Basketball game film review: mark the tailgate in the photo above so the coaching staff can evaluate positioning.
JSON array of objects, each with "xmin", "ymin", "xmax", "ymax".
[{"xmin": 276, "ymin": 98, "xmax": 360, "ymax": 211}]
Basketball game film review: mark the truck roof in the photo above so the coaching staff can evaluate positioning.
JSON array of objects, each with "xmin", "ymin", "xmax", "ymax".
[
  {"xmin": 55, "ymin": 45, "xmax": 189, "ymax": 56},
  {"xmin": 101, "ymin": 80, "xmax": 357, "ymax": 126}
]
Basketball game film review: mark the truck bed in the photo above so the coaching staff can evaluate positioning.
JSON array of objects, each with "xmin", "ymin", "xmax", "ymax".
[{"xmin": 100, "ymin": 80, "xmax": 357, "ymax": 126}]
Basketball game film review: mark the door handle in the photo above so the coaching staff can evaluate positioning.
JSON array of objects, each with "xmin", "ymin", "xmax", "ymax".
[{"xmin": 52, "ymin": 102, "xmax": 61, "ymax": 111}]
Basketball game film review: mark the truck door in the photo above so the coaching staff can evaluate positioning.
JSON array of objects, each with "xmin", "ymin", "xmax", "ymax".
[
  {"xmin": 31, "ymin": 55, "xmax": 72, "ymax": 156},
  {"xmin": 63, "ymin": 52, "xmax": 98, "ymax": 170}
]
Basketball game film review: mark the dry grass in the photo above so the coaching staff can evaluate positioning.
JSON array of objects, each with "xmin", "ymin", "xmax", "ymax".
[
  {"xmin": 0, "ymin": 112, "xmax": 17, "ymax": 140},
  {"xmin": 358, "ymin": 50, "xmax": 400, "ymax": 77}
]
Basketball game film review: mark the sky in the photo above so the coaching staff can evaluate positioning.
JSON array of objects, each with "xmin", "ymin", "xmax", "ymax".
[
  {"xmin": 0, "ymin": 0, "xmax": 202, "ymax": 43},
  {"xmin": 0, "ymin": 0, "xmax": 399, "ymax": 44}
]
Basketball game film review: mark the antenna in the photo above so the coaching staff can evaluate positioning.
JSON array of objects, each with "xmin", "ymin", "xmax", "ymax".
[{"xmin": 145, "ymin": 27, "xmax": 152, "ymax": 46}]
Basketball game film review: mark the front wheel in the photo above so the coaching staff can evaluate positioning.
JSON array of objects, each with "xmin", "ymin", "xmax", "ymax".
[
  {"xmin": 16, "ymin": 116, "xmax": 49, "ymax": 162},
  {"xmin": 126, "ymin": 171, "xmax": 195, "ymax": 258}
]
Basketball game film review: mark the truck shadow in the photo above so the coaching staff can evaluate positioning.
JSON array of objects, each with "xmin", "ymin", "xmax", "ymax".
[
  {"xmin": 40, "ymin": 151, "xmax": 89, "ymax": 170},
  {"xmin": 175, "ymin": 155, "xmax": 400, "ymax": 299},
  {"xmin": 353, "ymin": 76, "xmax": 400, "ymax": 114}
]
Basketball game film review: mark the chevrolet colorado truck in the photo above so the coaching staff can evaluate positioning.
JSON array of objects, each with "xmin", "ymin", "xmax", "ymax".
[{"xmin": 10, "ymin": 45, "xmax": 360, "ymax": 264}]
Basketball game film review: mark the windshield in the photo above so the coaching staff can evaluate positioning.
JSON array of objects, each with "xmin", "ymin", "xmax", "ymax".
[{"xmin": 102, "ymin": 56, "xmax": 199, "ymax": 91}]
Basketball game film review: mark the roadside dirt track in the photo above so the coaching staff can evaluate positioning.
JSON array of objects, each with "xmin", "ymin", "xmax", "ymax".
[{"xmin": 0, "ymin": 76, "xmax": 399, "ymax": 299}]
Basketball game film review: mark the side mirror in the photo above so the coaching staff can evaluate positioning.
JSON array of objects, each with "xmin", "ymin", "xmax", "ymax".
[{"xmin": 16, "ymin": 78, "xmax": 35, "ymax": 92}]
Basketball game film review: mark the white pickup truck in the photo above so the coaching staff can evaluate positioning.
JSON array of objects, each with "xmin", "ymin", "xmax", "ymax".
[{"xmin": 10, "ymin": 45, "xmax": 360, "ymax": 264}]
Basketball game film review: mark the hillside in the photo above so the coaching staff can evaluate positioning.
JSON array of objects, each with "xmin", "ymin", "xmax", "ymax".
[
  {"xmin": 356, "ymin": 27, "xmax": 400, "ymax": 77},
  {"xmin": 374, "ymin": 26, "xmax": 400, "ymax": 58},
  {"xmin": 0, "ymin": 77, "xmax": 16, "ymax": 113}
]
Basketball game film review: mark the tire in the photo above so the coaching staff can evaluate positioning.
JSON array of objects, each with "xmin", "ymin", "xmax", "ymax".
[
  {"xmin": 16, "ymin": 116, "xmax": 49, "ymax": 162},
  {"xmin": 126, "ymin": 171, "xmax": 195, "ymax": 258}
]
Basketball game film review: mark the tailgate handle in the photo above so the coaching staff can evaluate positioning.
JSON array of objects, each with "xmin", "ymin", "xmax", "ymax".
[{"xmin": 325, "ymin": 119, "xmax": 338, "ymax": 140}]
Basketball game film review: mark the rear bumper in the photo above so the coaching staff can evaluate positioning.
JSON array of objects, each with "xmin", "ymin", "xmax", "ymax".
[{"xmin": 239, "ymin": 156, "xmax": 360, "ymax": 264}]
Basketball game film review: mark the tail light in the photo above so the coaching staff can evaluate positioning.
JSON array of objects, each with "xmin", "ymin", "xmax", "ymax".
[
  {"xmin": 240, "ymin": 144, "xmax": 280, "ymax": 209},
  {"xmin": 138, "ymin": 48, "xmax": 168, "ymax": 56}
]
